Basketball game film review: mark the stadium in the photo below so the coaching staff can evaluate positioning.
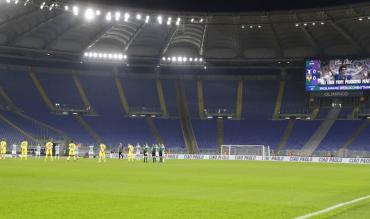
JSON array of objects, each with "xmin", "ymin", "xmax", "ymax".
[{"xmin": 0, "ymin": 0, "xmax": 370, "ymax": 218}]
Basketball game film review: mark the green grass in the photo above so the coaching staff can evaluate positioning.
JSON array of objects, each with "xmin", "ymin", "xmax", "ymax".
[{"xmin": 0, "ymin": 159, "xmax": 369, "ymax": 219}]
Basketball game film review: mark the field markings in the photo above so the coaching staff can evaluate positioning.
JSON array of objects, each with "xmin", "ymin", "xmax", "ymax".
[{"xmin": 294, "ymin": 194, "xmax": 370, "ymax": 219}]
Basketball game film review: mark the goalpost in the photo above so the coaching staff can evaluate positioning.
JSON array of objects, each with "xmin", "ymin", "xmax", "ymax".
[{"xmin": 220, "ymin": 145, "xmax": 271, "ymax": 160}]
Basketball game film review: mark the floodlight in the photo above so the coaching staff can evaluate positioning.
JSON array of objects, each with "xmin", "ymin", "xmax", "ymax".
[
  {"xmin": 157, "ymin": 16, "xmax": 163, "ymax": 24},
  {"xmin": 136, "ymin": 14, "xmax": 141, "ymax": 20},
  {"xmin": 64, "ymin": 5, "xmax": 69, "ymax": 11},
  {"xmin": 40, "ymin": 2, "xmax": 45, "ymax": 9},
  {"xmin": 84, "ymin": 8, "xmax": 95, "ymax": 21},
  {"xmin": 96, "ymin": 10, "xmax": 101, "ymax": 16},
  {"xmin": 106, "ymin": 12, "xmax": 112, "ymax": 21},
  {"xmin": 115, "ymin": 12, "xmax": 121, "ymax": 21},
  {"xmin": 145, "ymin": 15, "xmax": 150, "ymax": 23},
  {"xmin": 72, "ymin": 6, "xmax": 79, "ymax": 16},
  {"xmin": 124, "ymin": 13, "xmax": 130, "ymax": 22}
]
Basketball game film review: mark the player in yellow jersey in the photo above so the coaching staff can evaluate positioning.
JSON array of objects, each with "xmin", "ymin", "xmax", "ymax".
[
  {"xmin": 67, "ymin": 141, "xmax": 76, "ymax": 161},
  {"xmin": 45, "ymin": 140, "xmax": 53, "ymax": 161},
  {"xmin": 20, "ymin": 139, "xmax": 28, "ymax": 160},
  {"xmin": 128, "ymin": 144, "xmax": 134, "ymax": 162},
  {"xmin": 0, "ymin": 138, "xmax": 7, "ymax": 160},
  {"xmin": 98, "ymin": 143, "xmax": 107, "ymax": 163}
]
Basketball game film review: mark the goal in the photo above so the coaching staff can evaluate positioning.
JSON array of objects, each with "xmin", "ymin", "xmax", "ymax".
[{"xmin": 220, "ymin": 145, "xmax": 271, "ymax": 160}]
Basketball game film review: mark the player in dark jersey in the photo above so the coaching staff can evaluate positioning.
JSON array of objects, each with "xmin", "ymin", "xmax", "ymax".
[
  {"xmin": 159, "ymin": 144, "xmax": 165, "ymax": 163},
  {"xmin": 151, "ymin": 144, "xmax": 158, "ymax": 163},
  {"xmin": 143, "ymin": 144, "xmax": 149, "ymax": 163}
]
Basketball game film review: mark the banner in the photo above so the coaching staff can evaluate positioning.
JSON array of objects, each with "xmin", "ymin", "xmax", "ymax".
[{"xmin": 164, "ymin": 154, "xmax": 370, "ymax": 164}]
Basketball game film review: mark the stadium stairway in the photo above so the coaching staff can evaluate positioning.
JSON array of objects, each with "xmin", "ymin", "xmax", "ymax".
[
  {"xmin": 336, "ymin": 119, "xmax": 370, "ymax": 157},
  {"xmin": 235, "ymin": 79, "xmax": 244, "ymax": 120},
  {"xmin": 175, "ymin": 80, "xmax": 199, "ymax": 153},
  {"xmin": 0, "ymin": 111, "xmax": 38, "ymax": 144},
  {"xmin": 29, "ymin": 70, "xmax": 55, "ymax": 112},
  {"xmin": 73, "ymin": 75, "xmax": 96, "ymax": 114},
  {"xmin": 146, "ymin": 117, "xmax": 164, "ymax": 145},
  {"xmin": 275, "ymin": 119, "xmax": 296, "ymax": 154},
  {"xmin": 0, "ymin": 84, "xmax": 69, "ymax": 142},
  {"xmin": 217, "ymin": 118, "xmax": 224, "ymax": 149},
  {"xmin": 156, "ymin": 79, "xmax": 168, "ymax": 117},
  {"xmin": 273, "ymin": 78, "xmax": 286, "ymax": 119},
  {"xmin": 197, "ymin": 79, "xmax": 205, "ymax": 118},
  {"xmin": 301, "ymin": 107, "xmax": 341, "ymax": 156},
  {"xmin": 73, "ymin": 114, "xmax": 103, "ymax": 144},
  {"xmin": 114, "ymin": 77, "xmax": 130, "ymax": 115}
]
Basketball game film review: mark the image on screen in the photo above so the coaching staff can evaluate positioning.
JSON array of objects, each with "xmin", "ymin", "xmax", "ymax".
[{"xmin": 306, "ymin": 59, "xmax": 370, "ymax": 91}]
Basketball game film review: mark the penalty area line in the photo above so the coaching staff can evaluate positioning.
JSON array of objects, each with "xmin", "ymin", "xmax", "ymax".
[{"xmin": 294, "ymin": 194, "xmax": 370, "ymax": 219}]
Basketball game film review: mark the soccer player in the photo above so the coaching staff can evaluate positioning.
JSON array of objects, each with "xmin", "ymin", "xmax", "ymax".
[
  {"xmin": 159, "ymin": 144, "xmax": 166, "ymax": 163},
  {"xmin": 45, "ymin": 140, "xmax": 53, "ymax": 161},
  {"xmin": 143, "ymin": 144, "xmax": 149, "ymax": 163},
  {"xmin": 127, "ymin": 144, "xmax": 134, "ymax": 162},
  {"xmin": 88, "ymin": 145, "xmax": 94, "ymax": 159},
  {"xmin": 98, "ymin": 143, "xmax": 106, "ymax": 163},
  {"xmin": 20, "ymin": 139, "xmax": 28, "ymax": 160},
  {"xmin": 152, "ymin": 144, "xmax": 158, "ymax": 163},
  {"xmin": 55, "ymin": 144, "xmax": 60, "ymax": 160},
  {"xmin": 35, "ymin": 144, "xmax": 41, "ymax": 159},
  {"xmin": 0, "ymin": 138, "xmax": 7, "ymax": 160},
  {"xmin": 135, "ymin": 143, "xmax": 141, "ymax": 161},
  {"xmin": 11, "ymin": 144, "xmax": 17, "ymax": 159},
  {"xmin": 118, "ymin": 143, "xmax": 124, "ymax": 159},
  {"xmin": 75, "ymin": 143, "xmax": 81, "ymax": 159},
  {"xmin": 67, "ymin": 141, "xmax": 76, "ymax": 161}
]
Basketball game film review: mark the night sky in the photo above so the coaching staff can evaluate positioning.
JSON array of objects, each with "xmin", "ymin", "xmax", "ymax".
[{"xmin": 83, "ymin": 0, "xmax": 369, "ymax": 12}]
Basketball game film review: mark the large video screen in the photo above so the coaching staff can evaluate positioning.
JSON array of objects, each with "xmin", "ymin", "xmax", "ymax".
[{"xmin": 306, "ymin": 59, "xmax": 370, "ymax": 91}]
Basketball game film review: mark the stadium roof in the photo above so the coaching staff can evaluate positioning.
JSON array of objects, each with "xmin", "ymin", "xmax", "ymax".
[{"xmin": 0, "ymin": 0, "xmax": 369, "ymax": 68}]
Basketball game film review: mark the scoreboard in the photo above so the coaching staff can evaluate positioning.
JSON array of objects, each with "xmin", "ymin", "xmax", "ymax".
[{"xmin": 306, "ymin": 59, "xmax": 370, "ymax": 92}]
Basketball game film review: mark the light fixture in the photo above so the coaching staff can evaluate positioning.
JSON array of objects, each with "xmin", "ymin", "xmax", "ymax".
[
  {"xmin": 115, "ymin": 12, "xmax": 121, "ymax": 21},
  {"xmin": 64, "ymin": 5, "xmax": 69, "ymax": 11},
  {"xmin": 157, "ymin": 16, "xmax": 163, "ymax": 24},
  {"xmin": 320, "ymin": 21, "xmax": 325, "ymax": 25},
  {"xmin": 96, "ymin": 10, "xmax": 101, "ymax": 16},
  {"xmin": 167, "ymin": 17, "xmax": 172, "ymax": 25},
  {"xmin": 295, "ymin": 23, "xmax": 299, "ymax": 27},
  {"xmin": 106, "ymin": 12, "xmax": 112, "ymax": 21},
  {"xmin": 200, "ymin": 18, "xmax": 204, "ymax": 23},
  {"xmin": 145, "ymin": 15, "xmax": 150, "ymax": 23},
  {"xmin": 84, "ymin": 8, "xmax": 95, "ymax": 21},
  {"xmin": 40, "ymin": 2, "xmax": 45, "ymax": 9},
  {"xmin": 72, "ymin": 6, "xmax": 79, "ymax": 16},
  {"xmin": 124, "ymin": 13, "xmax": 130, "ymax": 22},
  {"xmin": 136, "ymin": 14, "xmax": 141, "ymax": 20}
]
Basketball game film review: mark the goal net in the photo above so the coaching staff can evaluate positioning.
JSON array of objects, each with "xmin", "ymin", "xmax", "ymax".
[{"xmin": 220, "ymin": 145, "xmax": 270, "ymax": 160}]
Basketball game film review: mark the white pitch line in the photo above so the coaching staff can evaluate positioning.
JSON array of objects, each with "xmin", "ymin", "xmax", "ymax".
[{"xmin": 294, "ymin": 195, "xmax": 370, "ymax": 219}]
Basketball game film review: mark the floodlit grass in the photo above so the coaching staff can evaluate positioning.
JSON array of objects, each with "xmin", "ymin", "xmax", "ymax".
[{"xmin": 0, "ymin": 159, "xmax": 369, "ymax": 219}]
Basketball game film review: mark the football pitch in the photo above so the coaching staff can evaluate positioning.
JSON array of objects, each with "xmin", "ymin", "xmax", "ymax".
[{"xmin": 0, "ymin": 159, "xmax": 369, "ymax": 219}]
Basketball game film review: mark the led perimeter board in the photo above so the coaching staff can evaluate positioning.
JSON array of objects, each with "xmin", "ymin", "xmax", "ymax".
[{"xmin": 306, "ymin": 59, "xmax": 370, "ymax": 92}]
